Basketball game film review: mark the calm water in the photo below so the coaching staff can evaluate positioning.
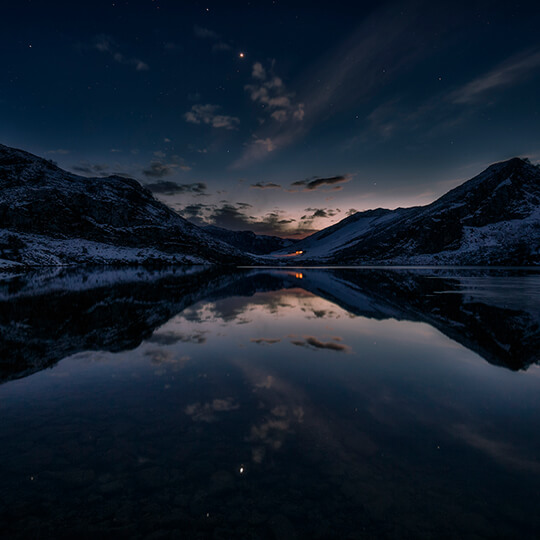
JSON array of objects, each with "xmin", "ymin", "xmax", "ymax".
[{"xmin": 1, "ymin": 267, "xmax": 539, "ymax": 539}]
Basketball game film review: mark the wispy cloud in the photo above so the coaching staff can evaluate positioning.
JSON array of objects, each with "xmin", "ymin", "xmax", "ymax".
[
  {"xmin": 93, "ymin": 34, "xmax": 149, "ymax": 71},
  {"xmin": 193, "ymin": 25, "xmax": 219, "ymax": 40},
  {"xmin": 184, "ymin": 104, "xmax": 240, "ymax": 130},
  {"xmin": 233, "ymin": 7, "xmax": 424, "ymax": 168},
  {"xmin": 250, "ymin": 181, "xmax": 282, "ymax": 189},
  {"xmin": 245, "ymin": 61, "xmax": 305, "ymax": 124},
  {"xmin": 193, "ymin": 25, "xmax": 232, "ymax": 53},
  {"xmin": 450, "ymin": 49, "xmax": 540, "ymax": 104},
  {"xmin": 364, "ymin": 48, "xmax": 540, "ymax": 141},
  {"xmin": 45, "ymin": 149, "xmax": 70, "ymax": 155}
]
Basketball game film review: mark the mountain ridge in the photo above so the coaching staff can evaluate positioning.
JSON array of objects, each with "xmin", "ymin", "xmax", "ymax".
[
  {"xmin": 0, "ymin": 144, "xmax": 538, "ymax": 268},
  {"xmin": 271, "ymin": 157, "xmax": 540, "ymax": 265},
  {"xmin": 0, "ymin": 143, "xmax": 251, "ymax": 267}
]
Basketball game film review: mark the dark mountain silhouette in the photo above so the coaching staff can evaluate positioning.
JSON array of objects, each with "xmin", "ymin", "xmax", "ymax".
[
  {"xmin": 0, "ymin": 144, "xmax": 250, "ymax": 267},
  {"xmin": 271, "ymin": 158, "xmax": 540, "ymax": 265},
  {"xmin": 203, "ymin": 225, "xmax": 297, "ymax": 254}
]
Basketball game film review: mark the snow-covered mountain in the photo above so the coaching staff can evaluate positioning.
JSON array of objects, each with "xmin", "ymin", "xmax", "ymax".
[
  {"xmin": 203, "ymin": 225, "xmax": 297, "ymax": 254},
  {"xmin": 0, "ymin": 144, "xmax": 250, "ymax": 267},
  {"xmin": 272, "ymin": 158, "xmax": 540, "ymax": 265}
]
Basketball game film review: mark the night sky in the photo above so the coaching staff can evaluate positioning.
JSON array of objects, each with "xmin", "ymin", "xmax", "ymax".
[{"xmin": 2, "ymin": 0, "xmax": 540, "ymax": 237}]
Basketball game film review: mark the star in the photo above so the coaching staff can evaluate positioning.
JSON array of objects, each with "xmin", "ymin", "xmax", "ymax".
[{"xmin": 239, "ymin": 52, "xmax": 245, "ymax": 58}]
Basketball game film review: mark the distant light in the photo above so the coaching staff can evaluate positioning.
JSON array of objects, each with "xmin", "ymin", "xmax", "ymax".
[
  {"xmin": 239, "ymin": 52, "xmax": 245, "ymax": 58},
  {"xmin": 239, "ymin": 465, "xmax": 245, "ymax": 474}
]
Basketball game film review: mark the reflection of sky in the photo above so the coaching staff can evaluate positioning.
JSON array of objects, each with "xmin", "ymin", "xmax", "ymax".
[{"xmin": 1, "ymin": 287, "xmax": 540, "ymax": 535}]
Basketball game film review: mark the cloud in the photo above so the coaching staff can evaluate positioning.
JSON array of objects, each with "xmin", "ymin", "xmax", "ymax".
[
  {"xmin": 290, "ymin": 336, "xmax": 351, "ymax": 353},
  {"xmin": 178, "ymin": 201, "xmax": 314, "ymax": 237},
  {"xmin": 144, "ymin": 180, "xmax": 208, "ymax": 196},
  {"xmin": 164, "ymin": 42, "xmax": 182, "ymax": 52},
  {"xmin": 184, "ymin": 104, "xmax": 240, "ymax": 130},
  {"xmin": 141, "ymin": 152, "xmax": 192, "ymax": 179},
  {"xmin": 212, "ymin": 42, "xmax": 232, "ymax": 52},
  {"xmin": 245, "ymin": 61, "xmax": 305, "ymax": 124},
  {"xmin": 45, "ymin": 149, "xmax": 70, "ymax": 155},
  {"xmin": 141, "ymin": 162, "xmax": 175, "ymax": 179},
  {"xmin": 235, "ymin": 6, "xmax": 438, "ymax": 168},
  {"xmin": 251, "ymin": 338, "xmax": 281, "ymax": 345},
  {"xmin": 346, "ymin": 208, "xmax": 358, "ymax": 217},
  {"xmin": 362, "ymin": 48, "xmax": 540, "ymax": 142},
  {"xmin": 93, "ymin": 34, "xmax": 149, "ymax": 71},
  {"xmin": 232, "ymin": 132, "xmax": 294, "ymax": 169},
  {"xmin": 301, "ymin": 207, "xmax": 341, "ymax": 221},
  {"xmin": 193, "ymin": 25, "xmax": 219, "ymax": 40},
  {"xmin": 450, "ymin": 49, "xmax": 540, "ymax": 104},
  {"xmin": 291, "ymin": 175, "xmax": 351, "ymax": 191},
  {"xmin": 71, "ymin": 161, "xmax": 130, "ymax": 178},
  {"xmin": 193, "ymin": 25, "xmax": 232, "ymax": 52},
  {"xmin": 252, "ymin": 62, "xmax": 266, "ymax": 80},
  {"xmin": 177, "ymin": 202, "xmax": 215, "ymax": 223},
  {"xmin": 250, "ymin": 182, "xmax": 282, "ymax": 189}
]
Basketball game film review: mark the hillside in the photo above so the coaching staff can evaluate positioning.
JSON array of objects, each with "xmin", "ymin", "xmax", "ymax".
[
  {"xmin": 272, "ymin": 158, "xmax": 540, "ymax": 265},
  {"xmin": 0, "ymin": 144, "xmax": 249, "ymax": 267}
]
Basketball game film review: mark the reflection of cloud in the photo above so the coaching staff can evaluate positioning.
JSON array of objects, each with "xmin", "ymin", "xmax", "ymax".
[
  {"xmin": 290, "ymin": 336, "xmax": 351, "ymax": 353},
  {"xmin": 246, "ymin": 405, "xmax": 304, "ymax": 450},
  {"xmin": 144, "ymin": 350, "xmax": 191, "ymax": 370},
  {"xmin": 451, "ymin": 424, "xmax": 540, "ymax": 473},
  {"xmin": 251, "ymin": 338, "xmax": 281, "ymax": 345},
  {"xmin": 181, "ymin": 291, "xmax": 303, "ymax": 323},
  {"xmin": 148, "ymin": 331, "xmax": 207, "ymax": 345},
  {"xmin": 254, "ymin": 375, "xmax": 274, "ymax": 389},
  {"xmin": 184, "ymin": 398, "xmax": 240, "ymax": 423}
]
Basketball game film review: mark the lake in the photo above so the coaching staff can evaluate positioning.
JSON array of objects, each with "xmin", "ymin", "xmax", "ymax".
[{"xmin": 1, "ymin": 266, "xmax": 539, "ymax": 539}]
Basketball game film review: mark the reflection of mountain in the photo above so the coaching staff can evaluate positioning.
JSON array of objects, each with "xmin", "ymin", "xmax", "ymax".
[
  {"xmin": 285, "ymin": 268, "xmax": 540, "ymax": 371},
  {"xmin": 0, "ymin": 267, "xmax": 538, "ymax": 383}
]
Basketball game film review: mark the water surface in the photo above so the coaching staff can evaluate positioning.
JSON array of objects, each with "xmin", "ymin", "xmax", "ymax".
[{"xmin": 1, "ymin": 267, "xmax": 539, "ymax": 538}]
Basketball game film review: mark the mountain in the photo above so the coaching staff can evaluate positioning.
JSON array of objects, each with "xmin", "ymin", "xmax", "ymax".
[
  {"xmin": 272, "ymin": 158, "xmax": 540, "ymax": 265},
  {"xmin": 0, "ymin": 144, "xmax": 250, "ymax": 268},
  {"xmin": 203, "ymin": 224, "xmax": 297, "ymax": 254}
]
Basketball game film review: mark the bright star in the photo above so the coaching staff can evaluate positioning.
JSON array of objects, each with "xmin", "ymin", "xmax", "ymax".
[{"xmin": 239, "ymin": 52, "xmax": 245, "ymax": 58}]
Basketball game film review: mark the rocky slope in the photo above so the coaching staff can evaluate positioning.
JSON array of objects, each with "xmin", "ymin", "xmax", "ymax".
[
  {"xmin": 272, "ymin": 158, "xmax": 540, "ymax": 265},
  {"xmin": 0, "ymin": 144, "xmax": 250, "ymax": 267}
]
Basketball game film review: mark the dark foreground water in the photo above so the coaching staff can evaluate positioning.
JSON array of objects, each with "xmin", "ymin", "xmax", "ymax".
[{"xmin": 1, "ymin": 266, "xmax": 539, "ymax": 539}]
